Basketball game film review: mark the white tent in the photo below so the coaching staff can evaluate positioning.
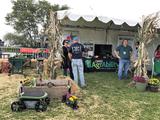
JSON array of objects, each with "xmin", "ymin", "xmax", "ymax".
[
  {"xmin": 57, "ymin": 10, "xmax": 139, "ymax": 48},
  {"xmin": 57, "ymin": 11, "xmax": 160, "ymax": 70},
  {"xmin": 57, "ymin": 10, "xmax": 138, "ymax": 26}
]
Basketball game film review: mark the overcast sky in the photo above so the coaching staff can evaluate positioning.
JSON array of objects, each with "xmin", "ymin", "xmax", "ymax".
[{"xmin": 0, "ymin": 0, "xmax": 160, "ymax": 39}]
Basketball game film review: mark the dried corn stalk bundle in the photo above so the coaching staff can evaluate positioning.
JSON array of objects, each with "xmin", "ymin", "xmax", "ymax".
[
  {"xmin": 134, "ymin": 12, "xmax": 160, "ymax": 77},
  {"xmin": 45, "ymin": 11, "xmax": 62, "ymax": 79}
]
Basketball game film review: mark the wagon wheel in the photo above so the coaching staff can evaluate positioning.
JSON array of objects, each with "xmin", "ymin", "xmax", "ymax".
[
  {"xmin": 19, "ymin": 100, "xmax": 26, "ymax": 110},
  {"xmin": 11, "ymin": 101, "xmax": 25, "ymax": 112},
  {"xmin": 35, "ymin": 101, "xmax": 47, "ymax": 112},
  {"xmin": 45, "ymin": 97, "xmax": 50, "ymax": 105}
]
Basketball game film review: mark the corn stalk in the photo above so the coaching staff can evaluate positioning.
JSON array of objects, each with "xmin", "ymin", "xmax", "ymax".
[
  {"xmin": 134, "ymin": 12, "xmax": 160, "ymax": 77},
  {"xmin": 45, "ymin": 11, "xmax": 62, "ymax": 79}
]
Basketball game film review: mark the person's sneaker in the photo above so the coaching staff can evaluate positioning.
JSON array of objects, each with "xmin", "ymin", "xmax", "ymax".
[
  {"xmin": 124, "ymin": 77, "xmax": 130, "ymax": 80},
  {"xmin": 118, "ymin": 78, "xmax": 122, "ymax": 80},
  {"xmin": 81, "ymin": 85, "xmax": 87, "ymax": 89}
]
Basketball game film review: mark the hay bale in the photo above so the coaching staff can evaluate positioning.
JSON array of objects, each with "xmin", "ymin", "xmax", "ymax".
[
  {"xmin": 1, "ymin": 61, "xmax": 10, "ymax": 73},
  {"xmin": 36, "ymin": 79, "xmax": 68, "ymax": 86},
  {"xmin": 11, "ymin": 74, "xmax": 25, "ymax": 79},
  {"xmin": 56, "ymin": 75, "xmax": 80, "ymax": 95}
]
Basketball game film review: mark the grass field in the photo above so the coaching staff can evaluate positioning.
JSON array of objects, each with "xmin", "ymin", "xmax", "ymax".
[{"xmin": 0, "ymin": 72, "xmax": 160, "ymax": 120}]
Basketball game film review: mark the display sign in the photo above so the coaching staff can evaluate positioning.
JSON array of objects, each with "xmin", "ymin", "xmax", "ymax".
[
  {"xmin": 83, "ymin": 43, "xmax": 94, "ymax": 57},
  {"xmin": 84, "ymin": 58, "xmax": 118, "ymax": 72}
]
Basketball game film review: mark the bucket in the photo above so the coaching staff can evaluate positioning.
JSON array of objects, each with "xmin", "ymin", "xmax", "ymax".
[
  {"xmin": 135, "ymin": 82, "xmax": 147, "ymax": 91},
  {"xmin": 149, "ymin": 85, "xmax": 159, "ymax": 92}
]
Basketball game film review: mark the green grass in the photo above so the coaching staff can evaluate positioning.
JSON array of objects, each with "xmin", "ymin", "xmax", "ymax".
[{"xmin": 0, "ymin": 72, "xmax": 160, "ymax": 120}]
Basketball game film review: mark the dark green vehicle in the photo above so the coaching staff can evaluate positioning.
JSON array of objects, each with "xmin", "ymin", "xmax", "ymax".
[{"xmin": 11, "ymin": 90, "xmax": 50, "ymax": 112}]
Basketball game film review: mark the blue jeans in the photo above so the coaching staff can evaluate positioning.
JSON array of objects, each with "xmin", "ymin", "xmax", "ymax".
[
  {"xmin": 71, "ymin": 59, "xmax": 85, "ymax": 87},
  {"xmin": 118, "ymin": 59, "xmax": 130, "ymax": 80}
]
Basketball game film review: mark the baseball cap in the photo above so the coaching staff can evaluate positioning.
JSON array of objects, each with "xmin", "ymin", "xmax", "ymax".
[
  {"xmin": 72, "ymin": 36, "xmax": 79, "ymax": 41},
  {"xmin": 62, "ymin": 40, "xmax": 69, "ymax": 45}
]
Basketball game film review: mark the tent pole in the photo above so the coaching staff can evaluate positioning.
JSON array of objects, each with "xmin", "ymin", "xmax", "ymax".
[{"xmin": 105, "ymin": 29, "xmax": 108, "ymax": 44}]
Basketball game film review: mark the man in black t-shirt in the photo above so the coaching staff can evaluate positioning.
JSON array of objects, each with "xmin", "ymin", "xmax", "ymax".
[{"xmin": 69, "ymin": 36, "xmax": 86, "ymax": 87}]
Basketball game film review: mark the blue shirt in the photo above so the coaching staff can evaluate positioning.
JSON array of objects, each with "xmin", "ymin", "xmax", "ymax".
[
  {"xmin": 69, "ymin": 43, "xmax": 84, "ymax": 59},
  {"xmin": 116, "ymin": 45, "xmax": 132, "ymax": 60}
]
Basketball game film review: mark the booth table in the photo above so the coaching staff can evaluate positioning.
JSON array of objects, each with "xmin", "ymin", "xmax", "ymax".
[{"xmin": 84, "ymin": 57, "xmax": 118, "ymax": 72}]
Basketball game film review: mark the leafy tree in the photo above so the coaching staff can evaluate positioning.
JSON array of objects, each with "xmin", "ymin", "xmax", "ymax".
[
  {"xmin": 4, "ymin": 0, "xmax": 68, "ymax": 47},
  {"xmin": 4, "ymin": 33, "xmax": 30, "ymax": 47}
]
